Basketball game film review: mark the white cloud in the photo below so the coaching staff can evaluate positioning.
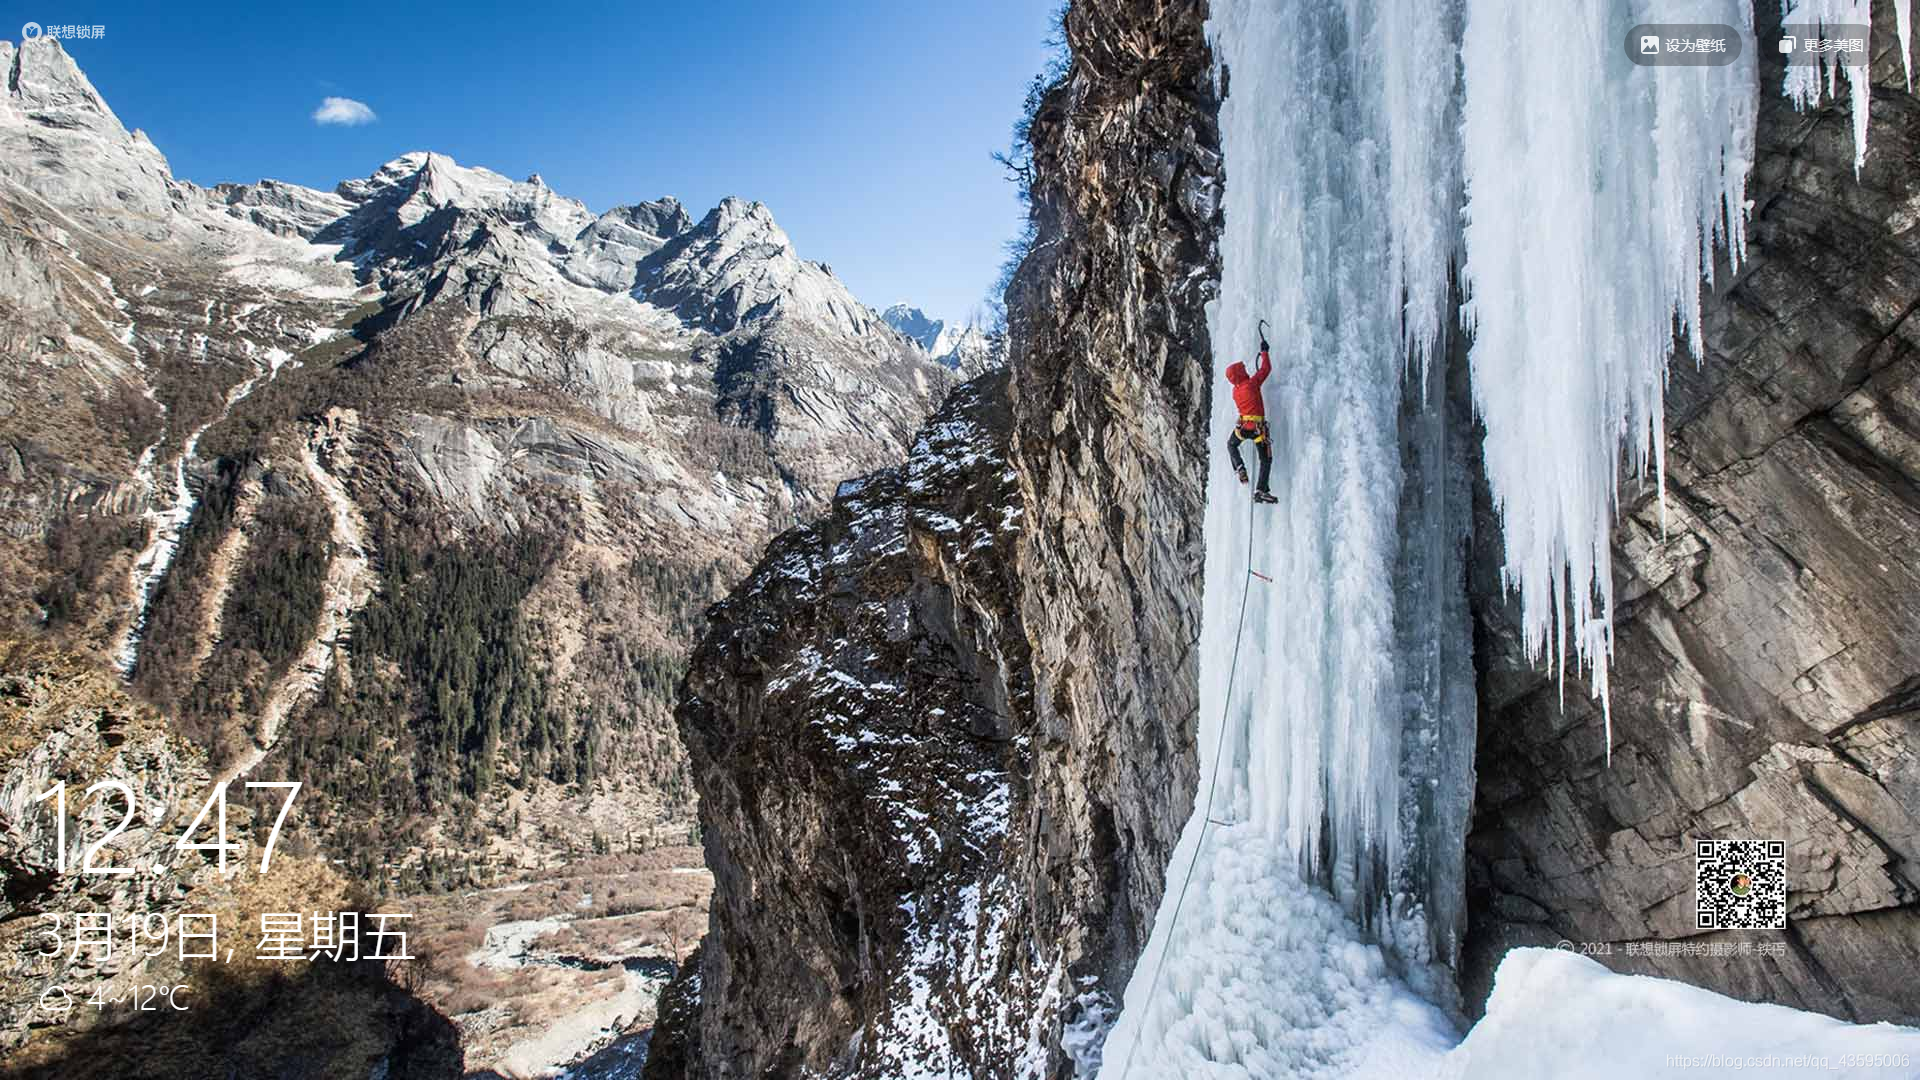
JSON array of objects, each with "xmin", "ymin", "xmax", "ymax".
[{"xmin": 312, "ymin": 97, "xmax": 377, "ymax": 127}]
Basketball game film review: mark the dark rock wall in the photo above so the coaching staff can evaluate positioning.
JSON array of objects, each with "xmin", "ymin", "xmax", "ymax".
[
  {"xmin": 1463, "ymin": 1, "xmax": 1920, "ymax": 1025},
  {"xmin": 674, "ymin": 374, "xmax": 1039, "ymax": 1077},
  {"xmin": 1005, "ymin": 0, "xmax": 1222, "ymax": 1002}
]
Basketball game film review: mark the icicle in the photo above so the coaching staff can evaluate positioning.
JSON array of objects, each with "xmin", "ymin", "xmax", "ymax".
[
  {"xmin": 1899, "ymin": 0, "xmax": 1916, "ymax": 88},
  {"xmin": 1458, "ymin": 0, "xmax": 1757, "ymax": 715},
  {"xmin": 1782, "ymin": 0, "xmax": 1877, "ymax": 170}
]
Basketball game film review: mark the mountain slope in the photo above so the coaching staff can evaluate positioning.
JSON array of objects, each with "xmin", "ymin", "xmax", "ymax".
[
  {"xmin": 0, "ymin": 36, "xmax": 954, "ymax": 892},
  {"xmin": 0, "ymin": 639, "xmax": 462, "ymax": 1075}
]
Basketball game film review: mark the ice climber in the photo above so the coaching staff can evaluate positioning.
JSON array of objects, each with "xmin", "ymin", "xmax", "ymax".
[{"xmin": 1226, "ymin": 326, "xmax": 1277, "ymax": 504}]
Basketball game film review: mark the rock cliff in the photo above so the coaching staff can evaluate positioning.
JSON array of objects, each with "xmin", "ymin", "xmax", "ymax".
[
  {"xmin": 678, "ymin": 374, "xmax": 1037, "ymax": 1076},
  {"xmin": 662, "ymin": 0, "xmax": 1221, "ymax": 1073},
  {"xmin": 1462, "ymin": 1, "xmax": 1920, "ymax": 1027},
  {"xmin": 1000, "ymin": 0, "xmax": 1219, "ymax": 1032}
]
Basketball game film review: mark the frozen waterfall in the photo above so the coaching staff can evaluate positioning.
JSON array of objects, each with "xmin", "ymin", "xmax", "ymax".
[{"xmin": 1099, "ymin": 0, "xmax": 1911, "ymax": 1077}]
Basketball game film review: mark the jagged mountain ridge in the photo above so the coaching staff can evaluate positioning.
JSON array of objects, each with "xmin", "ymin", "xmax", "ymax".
[
  {"xmin": 881, "ymin": 302, "xmax": 1003, "ymax": 376},
  {"xmin": 221, "ymin": 147, "xmax": 890, "ymax": 341},
  {"xmin": 0, "ymin": 36, "xmax": 954, "ymax": 892}
]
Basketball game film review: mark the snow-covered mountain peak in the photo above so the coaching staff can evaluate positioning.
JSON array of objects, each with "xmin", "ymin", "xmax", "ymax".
[
  {"xmin": 0, "ymin": 38, "xmax": 176, "ymax": 233},
  {"xmin": 562, "ymin": 197, "xmax": 693, "ymax": 291},
  {"xmin": 289, "ymin": 151, "xmax": 614, "ymax": 294},
  {"xmin": 697, "ymin": 195, "xmax": 790, "ymax": 253},
  {"xmin": 3, "ymin": 40, "xmax": 908, "ymax": 347},
  {"xmin": 708, "ymin": 193, "xmax": 770, "ymax": 223},
  {"xmin": 930, "ymin": 323, "xmax": 1001, "ymax": 376},
  {"xmin": 407, "ymin": 152, "xmax": 511, "ymax": 211},
  {"xmin": 638, "ymin": 195, "xmax": 878, "ymax": 336},
  {"xmin": 881, "ymin": 304, "xmax": 944, "ymax": 350},
  {"xmin": 881, "ymin": 304, "xmax": 1002, "ymax": 376},
  {"xmin": 604, "ymin": 196, "xmax": 692, "ymax": 238},
  {"xmin": 333, "ymin": 151, "xmax": 592, "ymax": 239},
  {"xmin": 4, "ymin": 37, "xmax": 119, "ymax": 126}
]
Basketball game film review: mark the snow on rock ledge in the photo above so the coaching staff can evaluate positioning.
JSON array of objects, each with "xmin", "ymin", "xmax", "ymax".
[{"xmin": 668, "ymin": 373, "xmax": 1043, "ymax": 1077}]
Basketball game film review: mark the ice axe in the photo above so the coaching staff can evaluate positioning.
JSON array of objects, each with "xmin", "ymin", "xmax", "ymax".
[{"xmin": 1257, "ymin": 319, "xmax": 1270, "ymax": 351}]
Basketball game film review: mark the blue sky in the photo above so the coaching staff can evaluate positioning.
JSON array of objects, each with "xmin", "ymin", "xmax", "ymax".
[{"xmin": 8, "ymin": 2, "xmax": 1060, "ymax": 324}]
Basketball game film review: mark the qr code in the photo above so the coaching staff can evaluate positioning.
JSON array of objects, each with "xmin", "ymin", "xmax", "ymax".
[{"xmin": 1696, "ymin": 839, "xmax": 1787, "ymax": 929}]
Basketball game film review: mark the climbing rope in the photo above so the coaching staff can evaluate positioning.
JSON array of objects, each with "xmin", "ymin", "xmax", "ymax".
[{"xmin": 1115, "ymin": 487, "xmax": 1264, "ymax": 1080}]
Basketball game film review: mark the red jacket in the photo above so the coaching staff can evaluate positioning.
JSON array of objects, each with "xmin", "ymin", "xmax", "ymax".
[{"xmin": 1225, "ymin": 348, "xmax": 1271, "ymax": 420}]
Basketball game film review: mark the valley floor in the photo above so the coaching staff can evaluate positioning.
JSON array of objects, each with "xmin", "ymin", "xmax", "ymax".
[{"xmin": 398, "ymin": 844, "xmax": 709, "ymax": 1079}]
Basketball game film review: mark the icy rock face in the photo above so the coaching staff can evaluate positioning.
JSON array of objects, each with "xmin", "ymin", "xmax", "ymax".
[
  {"xmin": 1102, "ymin": 0, "xmax": 1483, "ymax": 1067},
  {"xmin": 672, "ymin": 374, "xmax": 1040, "ymax": 1077},
  {"xmin": 1464, "ymin": 0, "xmax": 1920, "ymax": 1027},
  {"xmin": 1458, "ymin": 0, "xmax": 1762, "ymax": 717}
]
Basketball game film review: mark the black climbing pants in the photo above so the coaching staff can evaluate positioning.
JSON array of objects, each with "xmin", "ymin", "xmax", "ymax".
[{"xmin": 1228, "ymin": 421, "xmax": 1272, "ymax": 494}]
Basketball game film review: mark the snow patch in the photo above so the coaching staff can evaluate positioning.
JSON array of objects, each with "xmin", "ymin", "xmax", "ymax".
[{"xmin": 1448, "ymin": 949, "xmax": 1920, "ymax": 1079}]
